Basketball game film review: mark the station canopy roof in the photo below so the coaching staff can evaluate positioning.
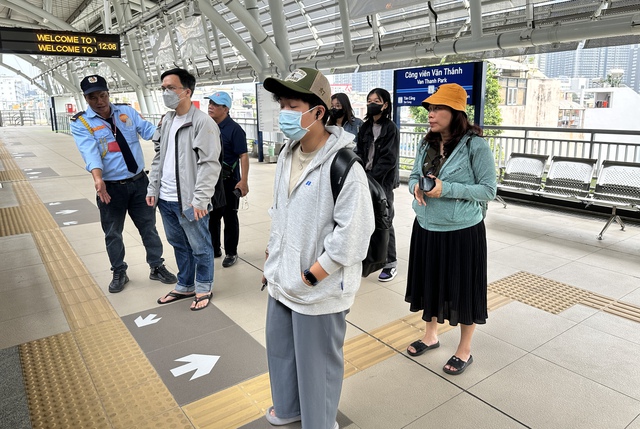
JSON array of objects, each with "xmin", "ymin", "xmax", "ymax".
[{"xmin": 1, "ymin": 0, "xmax": 639, "ymax": 96}]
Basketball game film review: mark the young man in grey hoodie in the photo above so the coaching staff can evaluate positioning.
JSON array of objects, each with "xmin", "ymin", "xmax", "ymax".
[{"xmin": 262, "ymin": 68, "xmax": 374, "ymax": 429}]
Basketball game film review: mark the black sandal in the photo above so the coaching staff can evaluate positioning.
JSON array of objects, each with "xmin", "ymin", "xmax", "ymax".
[
  {"xmin": 190, "ymin": 293, "xmax": 212, "ymax": 311},
  {"xmin": 407, "ymin": 340, "xmax": 440, "ymax": 356},
  {"xmin": 157, "ymin": 291, "xmax": 195, "ymax": 304},
  {"xmin": 443, "ymin": 355, "xmax": 473, "ymax": 375}
]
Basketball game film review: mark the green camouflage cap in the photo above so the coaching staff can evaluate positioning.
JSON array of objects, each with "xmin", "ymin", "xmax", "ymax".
[{"xmin": 263, "ymin": 68, "xmax": 331, "ymax": 109}]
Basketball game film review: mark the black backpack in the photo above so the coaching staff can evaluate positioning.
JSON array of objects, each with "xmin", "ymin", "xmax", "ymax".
[{"xmin": 330, "ymin": 148, "xmax": 391, "ymax": 277}]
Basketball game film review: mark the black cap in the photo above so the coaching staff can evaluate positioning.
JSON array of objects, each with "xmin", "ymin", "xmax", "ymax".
[{"xmin": 80, "ymin": 75, "xmax": 109, "ymax": 94}]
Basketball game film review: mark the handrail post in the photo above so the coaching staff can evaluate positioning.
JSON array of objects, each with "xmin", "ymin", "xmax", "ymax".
[{"xmin": 589, "ymin": 131, "xmax": 596, "ymax": 160}]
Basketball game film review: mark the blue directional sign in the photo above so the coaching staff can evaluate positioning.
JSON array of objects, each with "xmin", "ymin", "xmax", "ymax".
[{"xmin": 394, "ymin": 62, "xmax": 479, "ymax": 107}]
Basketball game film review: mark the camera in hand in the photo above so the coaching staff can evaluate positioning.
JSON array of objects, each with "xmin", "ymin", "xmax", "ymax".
[
  {"xmin": 233, "ymin": 188, "xmax": 242, "ymax": 198},
  {"xmin": 419, "ymin": 176, "xmax": 436, "ymax": 192}
]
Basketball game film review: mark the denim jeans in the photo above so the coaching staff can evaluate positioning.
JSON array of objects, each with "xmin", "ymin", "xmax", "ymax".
[
  {"xmin": 158, "ymin": 199, "xmax": 213, "ymax": 294},
  {"xmin": 97, "ymin": 174, "xmax": 164, "ymax": 272}
]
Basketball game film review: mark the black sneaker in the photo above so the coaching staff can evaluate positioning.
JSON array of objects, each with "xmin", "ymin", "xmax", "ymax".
[
  {"xmin": 214, "ymin": 249, "xmax": 222, "ymax": 258},
  {"xmin": 222, "ymin": 254, "xmax": 238, "ymax": 268},
  {"xmin": 378, "ymin": 267, "xmax": 397, "ymax": 282},
  {"xmin": 149, "ymin": 264, "xmax": 177, "ymax": 284},
  {"xmin": 109, "ymin": 271, "xmax": 129, "ymax": 293}
]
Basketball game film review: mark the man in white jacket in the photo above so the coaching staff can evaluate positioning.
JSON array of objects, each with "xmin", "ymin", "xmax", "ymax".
[
  {"xmin": 262, "ymin": 68, "xmax": 374, "ymax": 429},
  {"xmin": 146, "ymin": 68, "xmax": 221, "ymax": 311}
]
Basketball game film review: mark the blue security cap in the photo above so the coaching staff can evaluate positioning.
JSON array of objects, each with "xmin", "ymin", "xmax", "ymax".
[{"xmin": 207, "ymin": 91, "xmax": 232, "ymax": 108}]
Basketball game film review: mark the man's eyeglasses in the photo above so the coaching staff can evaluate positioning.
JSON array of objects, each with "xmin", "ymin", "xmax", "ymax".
[
  {"xmin": 423, "ymin": 154, "xmax": 444, "ymax": 177},
  {"xmin": 160, "ymin": 86, "xmax": 185, "ymax": 92}
]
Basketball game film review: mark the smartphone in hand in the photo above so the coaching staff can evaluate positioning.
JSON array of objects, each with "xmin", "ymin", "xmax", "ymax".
[{"xmin": 183, "ymin": 206, "xmax": 196, "ymax": 222}]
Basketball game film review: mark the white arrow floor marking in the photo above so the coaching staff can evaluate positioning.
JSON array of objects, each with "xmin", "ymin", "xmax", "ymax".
[
  {"xmin": 170, "ymin": 354, "xmax": 220, "ymax": 380},
  {"xmin": 55, "ymin": 209, "xmax": 78, "ymax": 215},
  {"xmin": 134, "ymin": 314, "xmax": 161, "ymax": 327}
]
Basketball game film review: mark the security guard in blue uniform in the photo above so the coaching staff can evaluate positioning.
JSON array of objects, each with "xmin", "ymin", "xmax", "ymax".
[{"xmin": 70, "ymin": 74, "xmax": 177, "ymax": 293}]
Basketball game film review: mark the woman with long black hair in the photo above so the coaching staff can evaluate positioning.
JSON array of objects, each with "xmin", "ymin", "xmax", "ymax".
[
  {"xmin": 327, "ymin": 92, "xmax": 363, "ymax": 141},
  {"xmin": 355, "ymin": 88, "xmax": 400, "ymax": 282}
]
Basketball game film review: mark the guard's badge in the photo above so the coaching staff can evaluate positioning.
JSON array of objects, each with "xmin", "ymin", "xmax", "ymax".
[
  {"xmin": 119, "ymin": 114, "xmax": 129, "ymax": 123},
  {"xmin": 88, "ymin": 76, "xmax": 98, "ymax": 83},
  {"xmin": 285, "ymin": 69, "xmax": 307, "ymax": 82}
]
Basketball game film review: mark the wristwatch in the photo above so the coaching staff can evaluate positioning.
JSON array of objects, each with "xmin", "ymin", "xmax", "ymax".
[{"xmin": 303, "ymin": 269, "xmax": 319, "ymax": 286}]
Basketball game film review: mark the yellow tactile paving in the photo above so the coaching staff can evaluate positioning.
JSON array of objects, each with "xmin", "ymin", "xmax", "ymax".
[
  {"xmin": 604, "ymin": 301, "xmax": 640, "ymax": 323},
  {"xmin": 1, "ymin": 138, "xmax": 186, "ymax": 429},
  {"xmin": 0, "ymin": 146, "xmax": 24, "ymax": 182},
  {"xmin": 488, "ymin": 271, "xmax": 592, "ymax": 314},
  {"xmin": 13, "ymin": 181, "xmax": 45, "ymax": 205},
  {"xmin": 74, "ymin": 319, "xmax": 158, "ymax": 396},
  {"xmin": 184, "ymin": 373, "xmax": 271, "ymax": 429},
  {"xmin": 490, "ymin": 271, "xmax": 640, "ymax": 324},
  {"xmin": 19, "ymin": 333, "xmax": 110, "ymax": 429}
]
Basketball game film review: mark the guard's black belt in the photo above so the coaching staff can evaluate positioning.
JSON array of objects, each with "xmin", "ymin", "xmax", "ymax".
[{"xmin": 104, "ymin": 171, "xmax": 146, "ymax": 185}]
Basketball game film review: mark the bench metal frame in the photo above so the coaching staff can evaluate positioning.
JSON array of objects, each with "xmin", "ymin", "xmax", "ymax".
[{"xmin": 576, "ymin": 160, "xmax": 640, "ymax": 240}]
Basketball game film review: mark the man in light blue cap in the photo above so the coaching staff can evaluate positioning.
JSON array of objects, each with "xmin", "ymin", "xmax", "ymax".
[{"xmin": 207, "ymin": 91, "xmax": 249, "ymax": 268}]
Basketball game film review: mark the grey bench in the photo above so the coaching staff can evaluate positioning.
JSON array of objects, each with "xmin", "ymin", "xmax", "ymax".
[
  {"xmin": 530, "ymin": 156, "xmax": 597, "ymax": 202},
  {"xmin": 498, "ymin": 153, "xmax": 549, "ymax": 193},
  {"xmin": 496, "ymin": 153, "xmax": 549, "ymax": 209},
  {"xmin": 576, "ymin": 160, "xmax": 640, "ymax": 240}
]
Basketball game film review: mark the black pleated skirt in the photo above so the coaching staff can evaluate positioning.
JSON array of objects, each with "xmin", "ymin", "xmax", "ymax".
[{"xmin": 405, "ymin": 218, "xmax": 488, "ymax": 326}]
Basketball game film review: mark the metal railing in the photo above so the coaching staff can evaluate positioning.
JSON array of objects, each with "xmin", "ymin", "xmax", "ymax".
[
  {"xmin": 0, "ymin": 109, "xmax": 49, "ymax": 127},
  {"xmin": 22, "ymin": 113, "xmax": 640, "ymax": 171},
  {"xmin": 398, "ymin": 124, "xmax": 640, "ymax": 171}
]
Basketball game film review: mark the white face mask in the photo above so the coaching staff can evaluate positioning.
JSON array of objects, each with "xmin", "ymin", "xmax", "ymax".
[
  {"xmin": 163, "ymin": 89, "xmax": 186, "ymax": 109},
  {"xmin": 278, "ymin": 107, "xmax": 318, "ymax": 141}
]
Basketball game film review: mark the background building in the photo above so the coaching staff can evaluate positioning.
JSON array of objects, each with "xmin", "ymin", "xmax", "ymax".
[
  {"xmin": 0, "ymin": 75, "xmax": 26, "ymax": 110},
  {"xmin": 541, "ymin": 44, "xmax": 639, "ymax": 90}
]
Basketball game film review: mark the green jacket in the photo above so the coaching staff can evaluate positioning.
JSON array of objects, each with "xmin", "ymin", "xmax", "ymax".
[{"xmin": 408, "ymin": 133, "xmax": 497, "ymax": 232}]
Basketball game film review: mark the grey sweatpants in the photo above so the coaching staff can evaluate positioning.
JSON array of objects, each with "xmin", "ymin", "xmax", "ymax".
[{"xmin": 265, "ymin": 295, "xmax": 347, "ymax": 429}]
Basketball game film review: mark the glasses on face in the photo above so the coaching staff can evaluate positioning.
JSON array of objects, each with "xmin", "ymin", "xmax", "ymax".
[
  {"xmin": 423, "ymin": 154, "xmax": 444, "ymax": 177},
  {"xmin": 160, "ymin": 85, "xmax": 185, "ymax": 92},
  {"xmin": 427, "ymin": 105, "xmax": 446, "ymax": 113}
]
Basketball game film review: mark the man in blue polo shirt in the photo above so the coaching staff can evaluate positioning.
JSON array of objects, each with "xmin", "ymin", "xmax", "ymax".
[
  {"xmin": 207, "ymin": 91, "xmax": 249, "ymax": 267},
  {"xmin": 70, "ymin": 75, "xmax": 176, "ymax": 293}
]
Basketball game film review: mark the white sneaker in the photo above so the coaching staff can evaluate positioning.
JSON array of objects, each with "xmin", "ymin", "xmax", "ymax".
[{"xmin": 378, "ymin": 267, "xmax": 397, "ymax": 282}]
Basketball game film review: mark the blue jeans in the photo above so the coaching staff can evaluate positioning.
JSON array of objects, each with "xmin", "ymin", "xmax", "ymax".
[
  {"xmin": 158, "ymin": 199, "xmax": 213, "ymax": 294},
  {"xmin": 97, "ymin": 174, "xmax": 164, "ymax": 272}
]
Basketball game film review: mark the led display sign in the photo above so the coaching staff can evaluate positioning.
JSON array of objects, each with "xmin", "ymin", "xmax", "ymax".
[{"xmin": 0, "ymin": 27, "xmax": 121, "ymax": 58}]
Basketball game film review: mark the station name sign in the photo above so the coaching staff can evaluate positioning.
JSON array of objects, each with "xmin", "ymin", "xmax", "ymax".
[
  {"xmin": 0, "ymin": 27, "xmax": 121, "ymax": 58},
  {"xmin": 394, "ymin": 62, "xmax": 479, "ymax": 106}
]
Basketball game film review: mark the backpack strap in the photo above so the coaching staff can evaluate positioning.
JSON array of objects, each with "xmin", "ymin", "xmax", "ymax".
[{"xmin": 330, "ymin": 147, "xmax": 363, "ymax": 203}]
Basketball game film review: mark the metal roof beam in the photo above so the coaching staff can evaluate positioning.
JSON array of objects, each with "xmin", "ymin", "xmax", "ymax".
[
  {"xmin": 222, "ymin": 0, "xmax": 288, "ymax": 72},
  {"xmin": 338, "ymin": 0, "xmax": 353, "ymax": 58},
  {"xmin": 269, "ymin": 0, "xmax": 293, "ymax": 71},
  {"xmin": 196, "ymin": 0, "xmax": 264, "ymax": 74},
  {"xmin": 0, "ymin": 58, "xmax": 48, "ymax": 93}
]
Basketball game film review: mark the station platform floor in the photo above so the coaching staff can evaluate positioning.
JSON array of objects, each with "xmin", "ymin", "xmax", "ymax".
[{"xmin": 1, "ymin": 125, "xmax": 640, "ymax": 429}]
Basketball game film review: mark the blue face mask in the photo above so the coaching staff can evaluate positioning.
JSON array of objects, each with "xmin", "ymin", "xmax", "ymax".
[{"xmin": 278, "ymin": 107, "xmax": 318, "ymax": 141}]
